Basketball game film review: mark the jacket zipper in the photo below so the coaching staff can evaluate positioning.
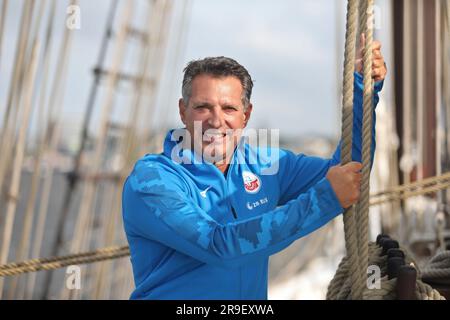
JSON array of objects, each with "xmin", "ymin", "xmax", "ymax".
[
  {"xmin": 225, "ymin": 162, "xmax": 238, "ymax": 220},
  {"xmin": 231, "ymin": 206, "xmax": 238, "ymax": 219}
]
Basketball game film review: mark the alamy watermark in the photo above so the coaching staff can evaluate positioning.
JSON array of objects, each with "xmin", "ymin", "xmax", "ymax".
[
  {"xmin": 66, "ymin": 5, "xmax": 81, "ymax": 30},
  {"xmin": 66, "ymin": 265, "xmax": 81, "ymax": 290},
  {"xmin": 366, "ymin": 265, "xmax": 381, "ymax": 290},
  {"xmin": 169, "ymin": 122, "xmax": 280, "ymax": 175}
]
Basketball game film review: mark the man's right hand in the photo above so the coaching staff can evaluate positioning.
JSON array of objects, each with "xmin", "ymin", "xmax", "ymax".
[{"xmin": 326, "ymin": 162, "xmax": 363, "ymax": 209}]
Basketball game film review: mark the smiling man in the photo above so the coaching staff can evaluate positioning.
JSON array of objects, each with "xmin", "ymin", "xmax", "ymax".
[
  {"xmin": 178, "ymin": 62, "xmax": 254, "ymax": 173},
  {"xmin": 122, "ymin": 47, "xmax": 386, "ymax": 299}
]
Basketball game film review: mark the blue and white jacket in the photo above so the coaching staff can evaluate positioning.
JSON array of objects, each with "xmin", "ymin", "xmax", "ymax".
[{"xmin": 122, "ymin": 73, "xmax": 383, "ymax": 299}]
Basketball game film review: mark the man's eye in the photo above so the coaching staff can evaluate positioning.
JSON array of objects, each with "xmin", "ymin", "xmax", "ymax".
[{"xmin": 224, "ymin": 107, "xmax": 237, "ymax": 111}]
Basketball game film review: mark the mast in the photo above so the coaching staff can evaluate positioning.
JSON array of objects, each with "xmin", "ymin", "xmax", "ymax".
[{"xmin": 40, "ymin": 0, "xmax": 119, "ymax": 299}]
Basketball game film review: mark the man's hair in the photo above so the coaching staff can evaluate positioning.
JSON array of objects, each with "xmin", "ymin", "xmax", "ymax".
[{"xmin": 182, "ymin": 56, "xmax": 254, "ymax": 110}]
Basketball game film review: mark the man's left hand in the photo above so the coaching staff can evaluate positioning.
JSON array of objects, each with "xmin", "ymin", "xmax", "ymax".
[{"xmin": 355, "ymin": 33, "xmax": 387, "ymax": 82}]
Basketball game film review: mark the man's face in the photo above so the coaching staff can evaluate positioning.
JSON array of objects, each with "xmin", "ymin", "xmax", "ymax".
[{"xmin": 179, "ymin": 74, "xmax": 253, "ymax": 164}]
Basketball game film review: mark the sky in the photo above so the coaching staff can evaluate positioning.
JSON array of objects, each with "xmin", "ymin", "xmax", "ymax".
[
  {"xmin": 0, "ymin": 0, "xmax": 393, "ymax": 148},
  {"xmin": 163, "ymin": 0, "xmax": 344, "ymax": 138}
]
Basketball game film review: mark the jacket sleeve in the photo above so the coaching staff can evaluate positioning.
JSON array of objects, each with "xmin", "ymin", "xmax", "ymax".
[
  {"xmin": 122, "ymin": 162, "xmax": 343, "ymax": 269},
  {"xmin": 277, "ymin": 72, "xmax": 384, "ymax": 205}
]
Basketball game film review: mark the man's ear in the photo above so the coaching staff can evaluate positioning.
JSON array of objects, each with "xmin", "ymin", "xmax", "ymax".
[
  {"xmin": 243, "ymin": 103, "xmax": 253, "ymax": 127},
  {"xmin": 178, "ymin": 98, "xmax": 186, "ymax": 125}
]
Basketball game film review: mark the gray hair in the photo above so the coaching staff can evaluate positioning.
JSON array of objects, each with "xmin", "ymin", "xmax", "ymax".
[{"xmin": 181, "ymin": 56, "xmax": 254, "ymax": 110}]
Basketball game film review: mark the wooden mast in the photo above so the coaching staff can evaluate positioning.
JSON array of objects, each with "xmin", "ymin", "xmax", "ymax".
[{"xmin": 40, "ymin": 0, "xmax": 119, "ymax": 299}]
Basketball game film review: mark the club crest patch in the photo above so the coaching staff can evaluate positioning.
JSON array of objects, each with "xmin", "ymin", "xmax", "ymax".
[{"xmin": 242, "ymin": 171, "xmax": 261, "ymax": 194}]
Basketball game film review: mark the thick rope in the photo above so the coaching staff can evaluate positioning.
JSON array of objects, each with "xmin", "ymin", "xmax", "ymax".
[
  {"xmin": 422, "ymin": 251, "xmax": 450, "ymax": 285},
  {"xmin": 415, "ymin": 280, "xmax": 446, "ymax": 300},
  {"xmin": 328, "ymin": 242, "xmax": 381, "ymax": 299},
  {"xmin": 329, "ymin": 0, "xmax": 447, "ymax": 300},
  {"xmin": 0, "ymin": 246, "xmax": 129, "ymax": 277},
  {"xmin": 355, "ymin": 0, "xmax": 374, "ymax": 299},
  {"xmin": 327, "ymin": 241, "xmax": 445, "ymax": 300},
  {"xmin": 370, "ymin": 176, "xmax": 450, "ymax": 206},
  {"xmin": 371, "ymin": 171, "xmax": 450, "ymax": 197},
  {"xmin": 333, "ymin": 0, "xmax": 374, "ymax": 300},
  {"xmin": 340, "ymin": 0, "xmax": 362, "ymax": 300}
]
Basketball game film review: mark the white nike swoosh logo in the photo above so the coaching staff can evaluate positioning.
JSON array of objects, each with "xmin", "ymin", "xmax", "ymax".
[{"xmin": 200, "ymin": 186, "xmax": 212, "ymax": 198}]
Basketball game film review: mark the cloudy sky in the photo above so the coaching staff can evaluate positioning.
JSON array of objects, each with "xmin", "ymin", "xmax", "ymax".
[
  {"xmin": 165, "ymin": 0, "xmax": 344, "ymax": 138},
  {"xmin": 0, "ymin": 0, "xmax": 392, "ymax": 145}
]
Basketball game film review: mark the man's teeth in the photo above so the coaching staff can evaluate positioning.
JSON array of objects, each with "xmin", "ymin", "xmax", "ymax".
[{"xmin": 204, "ymin": 133, "xmax": 226, "ymax": 137}]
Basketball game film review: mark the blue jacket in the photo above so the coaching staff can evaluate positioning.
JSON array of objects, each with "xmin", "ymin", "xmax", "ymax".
[{"xmin": 122, "ymin": 73, "xmax": 383, "ymax": 299}]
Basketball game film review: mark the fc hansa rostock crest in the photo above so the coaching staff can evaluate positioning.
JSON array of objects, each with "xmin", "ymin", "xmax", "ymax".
[{"xmin": 242, "ymin": 171, "xmax": 261, "ymax": 194}]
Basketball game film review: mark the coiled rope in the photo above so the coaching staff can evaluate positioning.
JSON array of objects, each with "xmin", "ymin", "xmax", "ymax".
[
  {"xmin": 327, "ymin": 237, "xmax": 445, "ymax": 300},
  {"xmin": 422, "ymin": 251, "xmax": 450, "ymax": 285}
]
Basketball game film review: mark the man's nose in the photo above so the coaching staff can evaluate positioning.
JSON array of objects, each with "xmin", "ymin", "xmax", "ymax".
[{"xmin": 207, "ymin": 108, "xmax": 224, "ymax": 128}]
